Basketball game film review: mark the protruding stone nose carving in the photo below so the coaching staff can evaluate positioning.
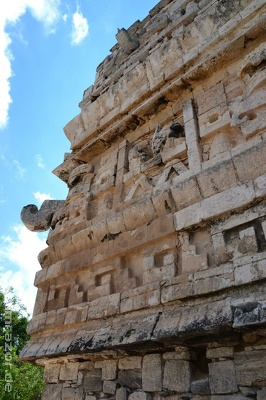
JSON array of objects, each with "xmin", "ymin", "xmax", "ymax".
[{"xmin": 21, "ymin": 200, "xmax": 65, "ymax": 232}]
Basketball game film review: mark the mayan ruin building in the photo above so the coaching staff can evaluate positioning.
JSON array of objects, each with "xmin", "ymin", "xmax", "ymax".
[{"xmin": 20, "ymin": 0, "xmax": 266, "ymax": 399}]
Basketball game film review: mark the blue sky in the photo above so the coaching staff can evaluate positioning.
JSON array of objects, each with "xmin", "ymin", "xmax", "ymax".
[{"xmin": 0, "ymin": 0, "xmax": 158, "ymax": 314}]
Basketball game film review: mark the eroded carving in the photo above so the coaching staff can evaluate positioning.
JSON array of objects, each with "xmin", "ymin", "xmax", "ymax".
[{"xmin": 20, "ymin": 200, "xmax": 65, "ymax": 232}]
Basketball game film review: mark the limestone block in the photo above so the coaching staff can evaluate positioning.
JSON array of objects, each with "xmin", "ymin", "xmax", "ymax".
[
  {"xmin": 102, "ymin": 360, "xmax": 117, "ymax": 380},
  {"xmin": 235, "ymin": 350, "xmax": 266, "ymax": 386},
  {"xmin": 209, "ymin": 361, "xmax": 238, "ymax": 394},
  {"xmin": 117, "ymin": 370, "xmax": 142, "ymax": 389},
  {"xmin": 182, "ymin": 253, "xmax": 208, "ymax": 273},
  {"xmin": 174, "ymin": 183, "xmax": 255, "ymax": 231},
  {"xmin": 61, "ymin": 387, "xmax": 84, "ymax": 399},
  {"xmin": 116, "ymin": 387, "xmax": 128, "ymax": 400},
  {"xmin": 257, "ymin": 388, "xmax": 266, "ymax": 400},
  {"xmin": 161, "ymin": 281, "xmax": 193, "ymax": 303},
  {"xmin": 118, "ymin": 357, "xmax": 142, "ymax": 370},
  {"xmin": 234, "ymin": 259, "xmax": 266, "ymax": 287},
  {"xmin": 87, "ymin": 293, "xmax": 120, "ymax": 319},
  {"xmin": 83, "ymin": 369, "xmax": 102, "ymax": 392},
  {"xmin": 163, "ymin": 360, "xmax": 192, "ymax": 392},
  {"xmin": 197, "ymin": 83, "xmax": 227, "ymax": 116},
  {"xmin": 193, "ymin": 272, "xmax": 234, "ymax": 296},
  {"xmin": 142, "ymin": 354, "xmax": 162, "ymax": 392},
  {"xmin": 103, "ymin": 380, "xmax": 117, "ymax": 394},
  {"xmin": 191, "ymin": 378, "xmax": 210, "ymax": 394},
  {"xmin": 233, "ymin": 141, "xmax": 266, "ymax": 183},
  {"xmin": 163, "ymin": 348, "xmax": 190, "ymax": 361},
  {"xmin": 85, "ymin": 396, "xmax": 97, "ymax": 400},
  {"xmin": 206, "ymin": 347, "xmax": 234, "ymax": 360},
  {"xmin": 59, "ymin": 362, "xmax": 79, "ymax": 382},
  {"xmin": 239, "ymin": 386, "xmax": 259, "ymax": 397},
  {"xmin": 41, "ymin": 384, "xmax": 63, "ymax": 400},
  {"xmin": 146, "ymin": 37, "xmax": 183, "ymax": 90},
  {"xmin": 123, "ymin": 197, "xmax": 157, "ymax": 231},
  {"xmin": 254, "ymin": 173, "xmax": 266, "ymax": 199},
  {"xmin": 171, "ymin": 175, "xmax": 202, "ymax": 211},
  {"xmin": 119, "ymin": 63, "xmax": 150, "ymax": 113},
  {"xmin": 196, "ymin": 160, "xmax": 238, "ymax": 198},
  {"xmin": 200, "ymin": 111, "xmax": 231, "ymax": 140},
  {"xmin": 161, "ymin": 138, "xmax": 187, "ymax": 164},
  {"xmin": 116, "ymin": 28, "xmax": 139, "ymax": 54},
  {"xmin": 128, "ymin": 392, "xmax": 152, "ymax": 400},
  {"xmin": 152, "ymin": 189, "xmax": 176, "ymax": 216},
  {"xmin": 44, "ymin": 363, "xmax": 61, "ymax": 383},
  {"xmin": 143, "ymin": 263, "xmax": 177, "ymax": 284}
]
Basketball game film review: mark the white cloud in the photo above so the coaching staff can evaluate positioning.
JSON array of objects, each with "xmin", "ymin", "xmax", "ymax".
[
  {"xmin": 0, "ymin": 224, "xmax": 47, "ymax": 314},
  {"xmin": 35, "ymin": 154, "xmax": 45, "ymax": 169},
  {"xmin": 0, "ymin": 0, "xmax": 61, "ymax": 130},
  {"xmin": 71, "ymin": 10, "xmax": 89, "ymax": 46},
  {"xmin": 34, "ymin": 191, "xmax": 53, "ymax": 205},
  {"xmin": 13, "ymin": 159, "xmax": 26, "ymax": 178}
]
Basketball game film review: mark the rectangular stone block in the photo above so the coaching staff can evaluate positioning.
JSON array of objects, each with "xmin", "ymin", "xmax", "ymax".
[
  {"xmin": 44, "ymin": 363, "xmax": 61, "ymax": 383},
  {"xmin": 209, "ymin": 361, "xmax": 238, "ymax": 394},
  {"xmin": 61, "ymin": 387, "xmax": 84, "ymax": 400},
  {"xmin": 59, "ymin": 362, "xmax": 79, "ymax": 382},
  {"xmin": 117, "ymin": 370, "xmax": 142, "ymax": 389},
  {"xmin": 41, "ymin": 384, "xmax": 63, "ymax": 400},
  {"xmin": 84, "ymin": 369, "xmax": 102, "ymax": 392},
  {"xmin": 142, "ymin": 354, "xmax": 162, "ymax": 391},
  {"xmin": 206, "ymin": 347, "xmax": 234, "ymax": 360},
  {"xmin": 102, "ymin": 360, "xmax": 117, "ymax": 380},
  {"xmin": 196, "ymin": 160, "xmax": 238, "ymax": 198},
  {"xmin": 128, "ymin": 392, "xmax": 152, "ymax": 400},
  {"xmin": 174, "ymin": 183, "xmax": 255, "ymax": 230},
  {"xmin": 118, "ymin": 357, "xmax": 142, "ymax": 370},
  {"xmin": 163, "ymin": 360, "xmax": 192, "ymax": 392},
  {"xmin": 103, "ymin": 380, "xmax": 117, "ymax": 394},
  {"xmin": 234, "ymin": 350, "xmax": 266, "ymax": 386},
  {"xmin": 233, "ymin": 141, "xmax": 266, "ymax": 183}
]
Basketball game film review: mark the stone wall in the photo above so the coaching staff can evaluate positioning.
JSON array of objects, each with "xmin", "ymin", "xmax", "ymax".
[{"xmin": 20, "ymin": 0, "xmax": 266, "ymax": 399}]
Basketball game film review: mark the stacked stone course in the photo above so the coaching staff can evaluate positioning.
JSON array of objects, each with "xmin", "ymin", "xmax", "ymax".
[{"xmin": 20, "ymin": 0, "xmax": 266, "ymax": 399}]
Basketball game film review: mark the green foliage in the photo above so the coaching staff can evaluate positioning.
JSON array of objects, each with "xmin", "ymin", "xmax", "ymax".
[{"xmin": 0, "ymin": 287, "xmax": 44, "ymax": 399}]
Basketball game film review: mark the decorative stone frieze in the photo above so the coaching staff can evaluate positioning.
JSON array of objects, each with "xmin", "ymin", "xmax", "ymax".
[{"xmin": 20, "ymin": 0, "xmax": 266, "ymax": 399}]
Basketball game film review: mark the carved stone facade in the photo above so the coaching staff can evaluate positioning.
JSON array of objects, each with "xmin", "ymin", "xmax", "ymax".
[{"xmin": 20, "ymin": 0, "xmax": 266, "ymax": 399}]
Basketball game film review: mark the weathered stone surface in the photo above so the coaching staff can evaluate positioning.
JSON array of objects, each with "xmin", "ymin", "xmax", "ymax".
[
  {"xmin": 61, "ymin": 387, "xmax": 84, "ymax": 400},
  {"xmin": 102, "ymin": 360, "xmax": 117, "ymax": 380},
  {"xmin": 21, "ymin": 200, "xmax": 65, "ymax": 232},
  {"xmin": 209, "ymin": 361, "xmax": 238, "ymax": 394},
  {"xmin": 44, "ymin": 363, "xmax": 61, "ymax": 383},
  {"xmin": 234, "ymin": 350, "xmax": 266, "ymax": 386},
  {"xmin": 163, "ymin": 360, "xmax": 192, "ymax": 392},
  {"xmin": 142, "ymin": 354, "xmax": 162, "ymax": 392},
  {"xmin": 59, "ymin": 362, "xmax": 79, "ymax": 381},
  {"xmin": 116, "ymin": 387, "xmax": 128, "ymax": 400},
  {"xmin": 41, "ymin": 384, "xmax": 63, "ymax": 399},
  {"xmin": 103, "ymin": 380, "xmax": 117, "ymax": 394},
  {"xmin": 117, "ymin": 370, "xmax": 142, "ymax": 389},
  {"xmin": 257, "ymin": 388, "xmax": 266, "ymax": 400},
  {"xmin": 20, "ymin": 0, "xmax": 266, "ymax": 399},
  {"xmin": 191, "ymin": 378, "xmax": 210, "ymax": 395},
  {"xmin": 83, "ymin": 369, "xmax": 102, "ymax": 392},
  {"xmin": 118, "ymin": 357, "xmax": 142, "ymax": 370}
]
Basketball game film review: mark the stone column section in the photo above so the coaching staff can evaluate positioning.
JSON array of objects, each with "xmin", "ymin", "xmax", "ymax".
[{"xmin": 183, "ymin": 99, "xmax": 202, "ymax": 173}]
